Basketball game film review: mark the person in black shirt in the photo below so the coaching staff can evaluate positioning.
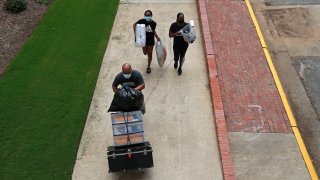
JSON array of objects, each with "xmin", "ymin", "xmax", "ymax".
[
  {"xmin": 112, "ymin": 63, "xmax": 146, "ymax": 113},
  {"xmin": 112, "ymin": 63, "xmax": 145, "ymax": 93},
  {"xmin": 133, "ymin": 10, "xmax": 161, "ymax": 74},
  {"xmin": 169, "ymin": 12, "xmax": 189, "ymax": 75}
]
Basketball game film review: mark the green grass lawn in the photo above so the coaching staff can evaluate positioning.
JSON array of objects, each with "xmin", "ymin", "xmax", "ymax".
[{"xmin": 0, "ymin": 0, "xmax": 118, "ymax": 179}]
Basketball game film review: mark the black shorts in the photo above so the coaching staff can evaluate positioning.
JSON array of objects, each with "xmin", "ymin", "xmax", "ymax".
[{"xmin": 145, "ymin": 38, "xmax": 155, "ymax": 46}]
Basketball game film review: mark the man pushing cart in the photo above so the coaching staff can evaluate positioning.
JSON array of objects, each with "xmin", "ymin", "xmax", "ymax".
[{"xmin": 107, "ymin": 63, "xmax": 153, "ymax": 172}]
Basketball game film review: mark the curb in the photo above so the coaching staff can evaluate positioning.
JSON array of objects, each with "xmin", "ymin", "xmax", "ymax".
[
  {"xmin": 196, "ymin": 0, "xmax": 235, "ymax": 179},
  {"xmin": 245, "ymin": 0, "xmax": 319, "ymax": 179}
]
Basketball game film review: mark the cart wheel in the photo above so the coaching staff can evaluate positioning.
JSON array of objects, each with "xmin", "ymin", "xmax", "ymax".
[{"xmin": 138, "ymin": 168, "xmax": 145, "ymax": 173}]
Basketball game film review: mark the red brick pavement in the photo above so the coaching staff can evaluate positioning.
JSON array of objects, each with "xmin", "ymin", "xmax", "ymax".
[
  {"xmin": 205, "ymin": 0, "xmax": 291, "ymax": 133},
  {"xmin": 197, "ymin": 0, "xmax": 235, "ymax": 179},
  {"xmin": 197, "ymin": 0, "xmax": 293, "ymax": 178}
]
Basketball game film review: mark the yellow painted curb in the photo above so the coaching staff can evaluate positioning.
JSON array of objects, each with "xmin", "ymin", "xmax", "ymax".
[
  {"xmin": 262, "ymin": 48, "xmax": 297, "ymax": 127},
  {"xmin": 292, "ymin": 127, "xmax": 319, "ymax": 179},
  {"xmin": 245, "ymin": 0, "xmax": 319, "ymax": 179}
]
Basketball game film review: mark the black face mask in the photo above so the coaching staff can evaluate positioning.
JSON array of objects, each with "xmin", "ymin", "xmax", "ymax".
[{"xmin": 178, "ymin": 20, "xmax": 184, "ymax": 24}]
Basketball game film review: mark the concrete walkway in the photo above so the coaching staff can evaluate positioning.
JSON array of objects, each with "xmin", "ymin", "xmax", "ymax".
[{"xmin": 72, "ymin": 0, "xmax": 223, "ymax": 179}]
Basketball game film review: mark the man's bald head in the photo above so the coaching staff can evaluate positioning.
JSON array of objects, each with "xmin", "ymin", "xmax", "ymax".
[{"xmin": 122, "ymin": 63, "xmax": 132, "ymax": 74}]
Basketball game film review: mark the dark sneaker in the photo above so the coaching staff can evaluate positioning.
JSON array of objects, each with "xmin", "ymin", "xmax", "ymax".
[
  {"xmin": 178, "ymin": 67, "xmax": 182, "ymax": 75},
  {"xmin": 146, "ymin": 67, "xmax": 151, "ymax": 74},
  {"xmin": 174, "ymin": 61, "xmax": 178, "ymax": 69}
]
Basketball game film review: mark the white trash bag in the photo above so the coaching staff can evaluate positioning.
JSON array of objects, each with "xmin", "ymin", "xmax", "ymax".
[
  {"xmin": 135, "ymin": 24, "xmax": 146, "ymax": 47},
  {"xmin": 180, "ymin": 20, "xmax": 196, "ymax": 44},
  {"xmin": 155, "ymin": 41, "xmax": 167, "ymax": 67}
]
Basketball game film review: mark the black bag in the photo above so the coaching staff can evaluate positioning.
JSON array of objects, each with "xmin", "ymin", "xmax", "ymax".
[{"xmin": 108, "ymin": 86, "xmax": 144, "ymax": 112}]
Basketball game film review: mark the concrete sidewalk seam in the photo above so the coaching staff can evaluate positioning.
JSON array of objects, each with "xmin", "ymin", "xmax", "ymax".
[
  {"xmin": 245, "ymin": 0, "xmax": 319, "ymax": 179},
  {"xmin": 197, "ymin": 0, "xmax": 235, "ymax": 179}
]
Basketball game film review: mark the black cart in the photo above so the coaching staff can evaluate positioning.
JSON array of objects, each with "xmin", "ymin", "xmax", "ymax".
[{"xmin": 107, "ymin": 111, "xmax": 154, "ymax": 172}]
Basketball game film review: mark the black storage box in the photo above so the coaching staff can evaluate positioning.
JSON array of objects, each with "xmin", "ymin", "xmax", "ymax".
[{"xmin": 107, "ymin": 141, "xmax": 153, "ymax": 172}]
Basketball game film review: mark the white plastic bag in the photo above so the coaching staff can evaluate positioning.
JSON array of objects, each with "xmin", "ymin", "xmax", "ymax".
[
  {"xmin": 135, "ymin": 24, "xmax": 146, "ymax": 47},
  {"xmin": 180, "ymin": 20, "xmax": 196, "ymax": 43},
  {"xmin": 155, "ymin": 41, "xmax": 167, "ymax": 67}
]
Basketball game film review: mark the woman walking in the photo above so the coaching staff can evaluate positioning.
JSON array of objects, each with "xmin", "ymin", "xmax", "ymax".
[
  {"xmin": 169, "ymin": 12, "xmax": 189, "ymax": 75},
  {"xmin": 133, "ymin": 10, "xmax": 160, "ymax": 74}
]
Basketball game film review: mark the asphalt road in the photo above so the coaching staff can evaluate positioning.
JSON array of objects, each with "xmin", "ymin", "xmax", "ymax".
[
  {"xmin": 265, "ymin": 0, "xmax": 320, "ymax": 6},
  {"xmin": 251, "ymin": 0, "xmax": 320, "ymax": 175}
]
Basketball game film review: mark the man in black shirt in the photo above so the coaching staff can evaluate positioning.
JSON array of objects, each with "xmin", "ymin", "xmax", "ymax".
[
  {"xmin": 112, "ymin": 63, "xmax": 146, "ymax": 113},
  {"xmin": 133, "ymin": 10, "xmax": 161, "ymax": 74},
  {"xmin": 112, "ymin": 63, "xmax": 145, "ymax": 93},
  {"xmin": 169, "ymin": 12, "xmax": 189, "ymax": 75}
]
